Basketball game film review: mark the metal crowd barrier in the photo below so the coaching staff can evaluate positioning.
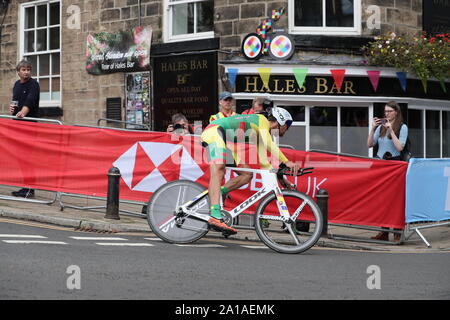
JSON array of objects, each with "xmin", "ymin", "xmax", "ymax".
[
  {"xmin": 305, "ymin": 149, "xmax": 405, "ymax": 245},
  {"xmin": 404, "ymin": 220, "xmax": 450, "ymax": 248},
  {"xmin": 58, "ymin": 192, "xmax": 146, "ymax": 219},
  {"xmin": 97, "ymin": 118, "xmax": 150, "ymax": 130},
  {"xmin": 0, "ymin": 115, "xmax": 147, "ymax": 218},
  {"xmin": 0, "ymin": 115, "xmax": 62, "ymax": 205}
]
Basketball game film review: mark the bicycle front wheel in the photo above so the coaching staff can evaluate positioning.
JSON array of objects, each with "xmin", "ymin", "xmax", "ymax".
[
  {"xmin": 147, "ymin": 180, "xmax": 210, "ymax": 244},
  {"xmin": 254, "ymin": 190, "xmax": 323, "ymax": 254}
]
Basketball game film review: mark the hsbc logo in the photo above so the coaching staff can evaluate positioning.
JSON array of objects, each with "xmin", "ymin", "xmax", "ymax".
[{"xmin": 113, "ymin": 142, "xmax": 204, "ymax": 193}]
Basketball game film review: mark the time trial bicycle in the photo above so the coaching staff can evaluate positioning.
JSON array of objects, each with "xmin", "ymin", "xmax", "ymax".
[{"xmin": 147, "ymin": 165, "xmax": 323, "ymax": 254}]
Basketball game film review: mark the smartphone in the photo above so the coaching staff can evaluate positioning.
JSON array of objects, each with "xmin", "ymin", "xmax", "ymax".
[{"xmin": 379, "ymin": 118, "xmax": 387, "ymax": 125}]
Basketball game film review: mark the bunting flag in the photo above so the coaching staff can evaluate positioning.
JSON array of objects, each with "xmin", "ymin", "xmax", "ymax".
[
  {"xmin": 293, "ymin": 68, "xmax": 308, "ymax": 89},
  {"xmin": 421, "ymin": 78, "xmax": 428, "ymax": 93},
  {"xmin": 330, "ymin": 69, "xmax": 346, "ymax": 91},
  {"xmin": 367, "ymin": 70, "xmax": 380, "ymax": 92},
  {"xmin": 439, "ymin": 79, "xmax": 447, "ymax": 93},
  {"xmin": 396, "ymin": 71, "xmax": 407, "ymax": 92},
  {"xmin": 258, "ymin": 68, "xmax": 272, "ymax": 90},
  {"xmin": 227, "ymin": 68, "xmax": 239, "ymax": 89}
]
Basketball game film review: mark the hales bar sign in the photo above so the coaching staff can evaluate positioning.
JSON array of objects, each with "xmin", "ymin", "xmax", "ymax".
[{"xmin": 235, "ymin": 74, "xmax": 450, "ymax": 99}]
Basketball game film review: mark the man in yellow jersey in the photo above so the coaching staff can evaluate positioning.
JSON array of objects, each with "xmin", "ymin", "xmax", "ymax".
[
  {"xmin": 201, "ymin": 107, "xmax": 299, "ymax": 234},
  {"xmin": 209, "ymin": 91, "xmax": 237, "ymax": 123}
]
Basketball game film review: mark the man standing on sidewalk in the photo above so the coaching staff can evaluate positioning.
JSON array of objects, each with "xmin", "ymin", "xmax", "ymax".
[
  {"xmin": 209, "ymin": 91, "xmax": 237, "ymax": 123},
  {"xmin": 9, "ymin": 59, "xmax": 40, "ymax": 198}
]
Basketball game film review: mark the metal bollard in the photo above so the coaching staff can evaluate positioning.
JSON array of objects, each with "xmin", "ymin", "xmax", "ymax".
[
  {"xmin": 316, "ymin": 189, "xmax": 328, "ymax": 237},
  {"xmin": 105, "ymin": 167, "xmax": 121, "ymax": 220}
]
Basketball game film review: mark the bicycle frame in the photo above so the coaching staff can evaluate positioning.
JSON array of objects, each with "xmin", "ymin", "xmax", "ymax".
[{"xmin": 177, "ymin": 167, "xmax": 293, "ymax": 224}]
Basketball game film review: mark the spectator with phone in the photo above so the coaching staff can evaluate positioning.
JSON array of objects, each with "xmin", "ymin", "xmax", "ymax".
[{"xmin": 367, "ymin": 101, "xmax": 408, "ymax": 242}]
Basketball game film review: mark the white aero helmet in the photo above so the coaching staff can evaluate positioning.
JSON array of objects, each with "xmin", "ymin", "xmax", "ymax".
[{"xmin": 270, "ymin": 107, "xmax": 293, "ymax": 127}]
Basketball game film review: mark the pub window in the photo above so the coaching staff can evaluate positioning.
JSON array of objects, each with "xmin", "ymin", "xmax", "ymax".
[
  {"xmin": 426, "ymin": 110, "xmax": 441, "ymax": 158},
  {"xmin": 310, "ymin": 106, "xmax": 338, "ymax": 152},
  {"xmin": 408, "ymin": 109, "xmax": 424, "ymax": 158},
  {"xmin": 289, "ymin": 0, "xmax": 361, "ymax": 35},
  {"xmin": 340, "ymin": 107, "xmax": 368, "ymax": 156},
  {"xmin": 278, "ymin": 105, "xmax": 306, "ymax": 151},
  {"xmin": 20, "ymin": 1, "xmax": 61, "ymax": 105},
  {"xmin": 164, "ymin": 0, "xmax": 214, "ymax": 42},
  {"xmin": 444, "ymin": 111, "xmax": 450, "ymax": 158},
  {"xmin": 309, "ymin": 106, "xmax": 368, "ymax": 157}
]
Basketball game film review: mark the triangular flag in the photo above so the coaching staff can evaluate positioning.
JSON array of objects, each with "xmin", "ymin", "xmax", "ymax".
[
  {"xmin": 330, "ymin": 69, "xmax": 346, "ymax": 91},
  {"xmin": 227, "ymin": 68, "xmax": 238, "ymax": 89},
  {"xmin": 421, "ymin": 78, "xmax": 428, "ymax": 93},
  {"xmin": 258, "ymin": 68, "xmax": 272, "ymax": 90},
  {"xmin": 293, "ymin": 68, "xmax": 308, "ymax": 89},
  {"xmin": 367, "ymin": 70, "xmax": 380, "ymax": 92},
  {"xmin": 396, "ymin": 71, "xmax": 407, "ymax": 92},
  {"xmin": 439, "ymin": 79, "xmax": 447, "ymax": 93}
]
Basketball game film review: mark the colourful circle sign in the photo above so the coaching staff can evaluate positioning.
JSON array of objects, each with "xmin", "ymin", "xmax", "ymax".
[
  {"xmin": 242, "ymin": 33, "xmax": 263, "ymax": 60},
  {"xmin": 269, "ymin": 33, "xmax": 294, "ymax": 60}
]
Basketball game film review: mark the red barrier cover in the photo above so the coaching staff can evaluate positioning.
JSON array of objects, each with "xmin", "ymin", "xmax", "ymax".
[{"xmin": 0, "ymin": 119, "xmax": 407, "ymax": 228}]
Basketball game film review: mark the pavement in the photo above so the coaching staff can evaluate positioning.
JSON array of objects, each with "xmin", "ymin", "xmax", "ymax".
[{"xmin": 0, "ymin": 185, "xmax": 449, "ymax": 253}]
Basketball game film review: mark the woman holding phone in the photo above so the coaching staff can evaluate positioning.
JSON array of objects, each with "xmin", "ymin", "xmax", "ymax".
[
  {"xmin": 367, "ymin": 101, "xmax": 408, "ymax": 242},
  {"xmin": 367, "ymin": 101, "xmax": 408, "ymax": 160}
]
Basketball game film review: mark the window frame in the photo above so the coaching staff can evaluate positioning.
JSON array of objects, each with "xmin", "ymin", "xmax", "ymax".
[
  {"xmin": 288, "ymin": 0, "xmax": 362, "ymax": 35},
  {"xmin": 19, "ymin": 0, "xmax": 61, "ymax": 107},
  {"xmin": 409, "ymin": 105, "xmax": 447, "ymax": 158},
  {"xmin": 163, "ymin": 0, "xmax": 214, "ymax": 43}
]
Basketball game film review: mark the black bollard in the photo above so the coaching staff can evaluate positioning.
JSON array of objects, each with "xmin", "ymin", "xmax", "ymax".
[
  {"xmin": 105, "ymin": 167, "xmax": 121, "ymax": 220},
  {"xmin": 316, "ymin": 189, "xmax": 328, "ymax": 237}
]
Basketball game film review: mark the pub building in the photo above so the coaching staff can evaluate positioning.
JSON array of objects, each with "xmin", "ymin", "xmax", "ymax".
[{"xmin": 0, "ymin": 0, "xmax": 448, "ymax": 158}]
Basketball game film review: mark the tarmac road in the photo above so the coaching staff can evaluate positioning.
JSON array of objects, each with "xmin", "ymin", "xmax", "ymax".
[{"xmin": 1, "ymin": 219, "xmax": 449, "ymax": 300}]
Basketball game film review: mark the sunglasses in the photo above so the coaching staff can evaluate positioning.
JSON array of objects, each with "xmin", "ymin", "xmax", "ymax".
[{"xmin": 223, "ymin": 98, "xmax": 233, "ymax": 101}]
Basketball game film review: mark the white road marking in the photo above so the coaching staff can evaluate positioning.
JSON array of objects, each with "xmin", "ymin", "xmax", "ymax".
[
  {"xmin": 241, "ymin": 245, "xmax": 268, "ymax": 249},
  {"xmin": 144, "ymin": 237, "xmax": 163, "ymax": 241},
  {"xmin": 174, "ymin": 244, "xmax": 225, "ymax": 248},
  {"xmin": 2, "ymin": 240, "xmax": 67, "ymax": 245},
  {"xmin": 95, "ymin": 243, "xmax": 154, "ymax": 247},
  {"xmin": 70, "ymin": 237, "xmax": 127, "ymax": 241},
  {"xmin": 0, "ymin": 234, "xmax": 47, "ymax": 238}
]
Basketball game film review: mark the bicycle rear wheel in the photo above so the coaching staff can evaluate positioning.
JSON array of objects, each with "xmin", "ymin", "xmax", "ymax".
[
  {"xmin": 254, "ymin": 190, "xmax": 323, "ymax": 254},
  {"xmin": 147, "ymin": 180, "xmax": 210, "ymax": 244}
]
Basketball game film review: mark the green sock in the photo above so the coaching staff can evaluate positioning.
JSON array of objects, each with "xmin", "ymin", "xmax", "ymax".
[
  {"xmin": 221, "ymin": 186, "xmax": 230, "ymax": 196},
  {"xmin": 210, "ymin": 204, "xmax": 222, "ymax": 219}
]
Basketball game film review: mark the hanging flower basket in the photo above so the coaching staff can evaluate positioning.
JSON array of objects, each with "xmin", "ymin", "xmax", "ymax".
[{"xmin": 363, "ymin": 33, "xmax": 450, "ymax": 92}]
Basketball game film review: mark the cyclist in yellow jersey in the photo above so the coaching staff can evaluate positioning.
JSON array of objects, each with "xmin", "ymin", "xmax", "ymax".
[
  {"xmin": 201, "ymin": 107, "xmax": 299, "ymax": 234},
  {"xmin": 209, "ymin": 91, "xmax": 237, "ymax": 123}
]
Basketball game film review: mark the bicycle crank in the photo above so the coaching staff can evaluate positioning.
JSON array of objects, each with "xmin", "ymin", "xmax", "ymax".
[{"xmin": 221, "ymin": 210, "xmax": 233, "ymax": 227}]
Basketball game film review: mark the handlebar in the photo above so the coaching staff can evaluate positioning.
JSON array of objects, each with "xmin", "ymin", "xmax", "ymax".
[
  {"xmin": 275, "ymin": 164, "xmax": 314, "ymax": 190},
  {"xmin": 276, "ymin": 163, "xmax": 314, "ymax": 177}
]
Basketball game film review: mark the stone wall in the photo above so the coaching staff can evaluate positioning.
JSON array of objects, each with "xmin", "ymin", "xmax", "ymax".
[
  {"xmin": 1, "ymin": 0, "xmax": 424, "ymax": 124},
  {"xmin": 0, "ymin": 0, "xmax": 163, "ymax": 125},
  {"xmin": 214, "ymin": 0, "xmax": 423, "ymax": 52},
  {"xmin": 61, "ymin": 0, "xmax": 162, "ymax": 125}
]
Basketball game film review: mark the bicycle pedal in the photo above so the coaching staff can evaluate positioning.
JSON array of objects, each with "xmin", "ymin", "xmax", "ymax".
[{"xmin": 222, "ymin": 229, "xmax": 236, "ymax": 237}]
